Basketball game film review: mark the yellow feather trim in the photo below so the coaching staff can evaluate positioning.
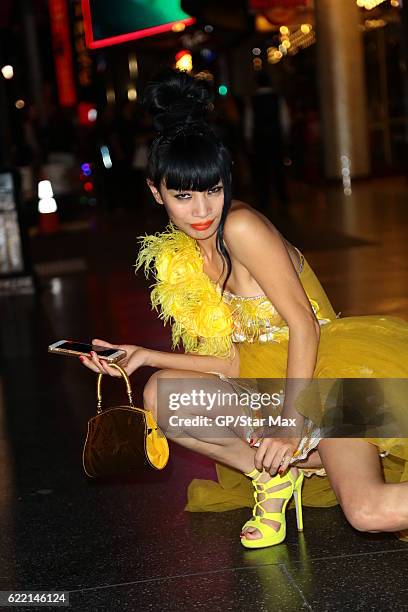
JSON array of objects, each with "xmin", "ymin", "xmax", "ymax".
[
  {"xmin": 135, "ymin": 222, "xmax": 235, "ymax": 358},
  {"xmin": 135, "ymin": 223, "xmax": 330, "ymax": 357}
]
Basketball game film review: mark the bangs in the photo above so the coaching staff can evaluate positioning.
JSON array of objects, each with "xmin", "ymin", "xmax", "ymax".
[{"xmin": 158, "ymin": 134, "xmax": 225, "ymax": 192}]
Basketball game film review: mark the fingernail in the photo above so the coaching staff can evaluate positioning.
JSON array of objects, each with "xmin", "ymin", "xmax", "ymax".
[
  {"xmin": 79, "ymin": 356, "xmax": 84, "ymax": 361},
  {"xmin": 91, "ymin": 351, "xmax": 96, "ymax": 357}
]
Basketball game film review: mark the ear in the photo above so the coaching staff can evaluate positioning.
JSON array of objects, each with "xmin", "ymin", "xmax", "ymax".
[{"xmin": 146, "ymin": 179, "xmax": 164, "ymax": 205}]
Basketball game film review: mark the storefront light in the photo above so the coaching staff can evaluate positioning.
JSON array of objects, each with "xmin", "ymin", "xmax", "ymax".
[{"xmin": 356, "ymin": 0, "xmax": 387, "ymax": 10}]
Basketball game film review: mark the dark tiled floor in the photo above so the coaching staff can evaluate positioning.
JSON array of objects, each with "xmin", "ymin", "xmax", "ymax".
[{"xmin": 1, "ymin": 178, "xmax": 408, "ymax": 610}]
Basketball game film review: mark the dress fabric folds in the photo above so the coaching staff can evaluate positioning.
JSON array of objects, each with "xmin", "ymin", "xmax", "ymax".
[{"xmin": 185, "ymin": 256, "xmax": 408, "ymax": 514}]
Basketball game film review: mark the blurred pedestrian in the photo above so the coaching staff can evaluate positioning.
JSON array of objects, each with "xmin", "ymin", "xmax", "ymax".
[{"xmin": 245, "ymin": 71, "xmax": 290, "ymax": 217}]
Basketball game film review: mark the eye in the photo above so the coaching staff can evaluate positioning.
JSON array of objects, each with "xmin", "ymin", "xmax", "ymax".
[
  {"xmin": 208, "ymin": 185, "xmax": 223, "ymax": 194},
  {"xmin": 174, "ymin": 193, "xmax": 192, "ymax": 200}
]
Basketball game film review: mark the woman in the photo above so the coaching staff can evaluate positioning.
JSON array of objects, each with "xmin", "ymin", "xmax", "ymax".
[{"xmin": 80, "ymin": 69, "xmax": 408, "ymax": 548}]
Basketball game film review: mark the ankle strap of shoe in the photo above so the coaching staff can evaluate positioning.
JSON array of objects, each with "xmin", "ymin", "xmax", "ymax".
[{"xmin": 245, "ymin": 467, "xmax": 262, "ymax": 479}]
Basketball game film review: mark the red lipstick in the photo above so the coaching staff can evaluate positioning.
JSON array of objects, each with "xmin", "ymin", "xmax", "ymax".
[{"xmin": 190, "ymin": 220, "xmax": 213, "ymax": 231}]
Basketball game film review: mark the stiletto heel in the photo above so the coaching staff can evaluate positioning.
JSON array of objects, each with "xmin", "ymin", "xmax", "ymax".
[
  {"xmin": 293, "ymin": 471, "xmax": 304, "ymax": 531},
  {"xmin": 240, "ymin": 467, "xmax": 304, "ymax": 549}
]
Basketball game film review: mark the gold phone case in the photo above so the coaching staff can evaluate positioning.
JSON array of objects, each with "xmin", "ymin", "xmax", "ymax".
[{"xmin": 48, "ymin": 345, "xmax": 125, "ymax": 363}]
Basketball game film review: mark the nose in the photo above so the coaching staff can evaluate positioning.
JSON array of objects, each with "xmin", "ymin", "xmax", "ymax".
[{"xmin": 192, "ymin": 192, "xmax": 210, "ymax": 219}]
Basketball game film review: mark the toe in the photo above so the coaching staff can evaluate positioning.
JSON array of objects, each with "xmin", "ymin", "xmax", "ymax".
[{"xmin": 241, "ymin": 528, "xmax": 260, "ymax": 540}]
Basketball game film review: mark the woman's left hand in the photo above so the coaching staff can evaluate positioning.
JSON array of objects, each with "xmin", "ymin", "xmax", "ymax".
[
  {"xmin": 80, "ymin": 339, "xmax": 149, "ymax": 377},
  {"xmin": 252, "ymin": 436, "xmax": 300, "ymax": 475}
]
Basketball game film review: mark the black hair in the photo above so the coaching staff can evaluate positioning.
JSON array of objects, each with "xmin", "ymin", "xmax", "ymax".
[{"xmin": 143, "ymin": 68, "xmax": 233, "ymax": 296}]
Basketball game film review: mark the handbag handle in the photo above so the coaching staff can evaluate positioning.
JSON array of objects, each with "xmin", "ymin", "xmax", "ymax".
[{"xmin": 96, "ymin": 363, "xmax": 134, "ymax": 413}]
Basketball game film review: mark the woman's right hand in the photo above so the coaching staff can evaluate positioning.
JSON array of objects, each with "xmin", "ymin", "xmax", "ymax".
[{"xmin": 79, "ymin": 338, "xmax": 149, "ymax": 377}]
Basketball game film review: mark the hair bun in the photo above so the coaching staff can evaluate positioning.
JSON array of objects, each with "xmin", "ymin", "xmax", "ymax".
[{"xmin": 143, "ymin": 68, "xmax": 212, "ymax": 132}]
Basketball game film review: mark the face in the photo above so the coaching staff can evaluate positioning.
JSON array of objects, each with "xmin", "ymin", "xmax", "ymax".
[{"xmin": 147, "ymin": 179, "xmax": 224, "ymax": 240}]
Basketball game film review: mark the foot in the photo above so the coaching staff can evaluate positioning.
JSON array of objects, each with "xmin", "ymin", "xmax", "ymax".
[{"xmin": 241, "ymin": 467, "xmax": 299, "ymax": 541}]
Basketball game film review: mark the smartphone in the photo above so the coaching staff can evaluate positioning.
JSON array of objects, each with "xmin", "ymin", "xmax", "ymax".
[{"xmin": 48, "ymin": 340, "xmax": 126, "ymax": 363}]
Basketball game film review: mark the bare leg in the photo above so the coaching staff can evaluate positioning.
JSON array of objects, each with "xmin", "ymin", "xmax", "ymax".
[
  {"xmin": 318, "ymin": 438, "xmax": 408, "ymax": 532},
  {"xmin": 143, "ymin": 368, "xmax": 256, "ymax": 473},
  {"xmin": 144, "ymin": 368, "xmax": 314, "ymax": 540},
  {"xmin": 294, "ymin": 449, "xmax": 323, "ymax": 469}
]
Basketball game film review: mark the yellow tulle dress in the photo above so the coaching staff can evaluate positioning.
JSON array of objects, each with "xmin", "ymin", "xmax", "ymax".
[{"xmin": 135, "ymin": 222, "xmax": 408, "ymax": 531}]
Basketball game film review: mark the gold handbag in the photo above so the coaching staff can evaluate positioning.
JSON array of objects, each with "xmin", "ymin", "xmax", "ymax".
[{"xmin": 82, "ymin": 363, "xmax": 169, "ymax": 478}]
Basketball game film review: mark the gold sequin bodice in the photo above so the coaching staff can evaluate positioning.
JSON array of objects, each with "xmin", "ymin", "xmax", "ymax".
[{"xmin": 219, "ymin": 250, "xmax": 337, "ymax": 344}]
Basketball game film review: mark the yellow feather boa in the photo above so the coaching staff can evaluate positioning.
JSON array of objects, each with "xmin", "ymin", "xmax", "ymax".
[
  {"xmin": 135, "ymin": 222, "xmax": 235, "ymax": 358},
  {"xmin": 135, "ymin": 223, "xmax": 333, "ymax": 359}
]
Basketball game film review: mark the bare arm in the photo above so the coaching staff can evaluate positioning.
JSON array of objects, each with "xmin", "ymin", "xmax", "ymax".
[
  {"xmin": 224, "ymin": 208, "xmax": 320, "ymax": 471},
  {"xmin": 145, "ymin": 345, "xmax": 240, "ymax": 377},
  {"xmin": 81, "ymin": 339, "xmax": 240, "ymax": 378},
  {"xmin": 224, "ymin": 208, "xmax": 320, "ymax": 380}
]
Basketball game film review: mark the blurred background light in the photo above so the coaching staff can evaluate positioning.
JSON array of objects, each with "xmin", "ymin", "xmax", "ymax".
[
  {"xmin": 100, "ymin": 146, "xmax": 113, "ymax": 169},
  {"xmin": 301, "ymin": 24, "xmax": 312, "ymax": 34},
  {"xmin": 175, "ymin": 49, "xmax": 193, "ymax": 72},
  {"xmin": 357, "ymin": 0, "xmax": 387, "ymax": 9},
  {"xmin": 128, "ymin": 53, "xmax": 138, "ymax": 78},
  {"xmin": 1, "ymin": 65, "xmax": 14, "ymax": 79},
  {"xmin": 87, "ymin": 108, "xmax": 97, "ymax": 122},
  {"xmin": 172, "ymin": 22, "xmax": 186, "ymax": 32},
  {"xmin": 127, "ymin": 86, "xmax": 137, "ymax": 101},
  {"xmin": 106, "ymin": 87, "xmax": 116, "ymax": 104},
  {"xmin": 201, "ymin": 48, "xmax": 215, "ymax": 61},
  {"xmin": 38, "ymin": 180, "xmax": 53, "ymax": 199},
  {"xmin": 38, "ymin": 198, "xmax": 57, "ymax": 214}
]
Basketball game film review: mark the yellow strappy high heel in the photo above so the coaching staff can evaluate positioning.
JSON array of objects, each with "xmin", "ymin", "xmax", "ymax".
[{"xmin": 240, "ymin": 467, "xmax": 304, "ymax": 549}]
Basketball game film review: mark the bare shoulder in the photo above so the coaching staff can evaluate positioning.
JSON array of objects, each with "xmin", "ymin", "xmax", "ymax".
[{"xmin": 223, "ymin": 200, "xmax": 281, "ymax": 249}]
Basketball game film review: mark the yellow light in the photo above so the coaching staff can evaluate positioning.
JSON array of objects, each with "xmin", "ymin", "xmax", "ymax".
[
  {"xmin": 268, "ymin": 53, "xmax": 282, "ymax": 64},
  {"xmin": 365, "ymin": 18, "xmax": 387, "ymax": 28},
  {"xmin": 175, "ymin": 51, "xmax": 193, "ymax": 72},
  {"xmin": 127, "ymin": 87, "xmax": 137, "ymax": 101},
  {"xmin": 300, "ymin": 24, "xmax": 312, "ymax": 34},
  {"xmin": 279, "ymin": 26, "xmax": 289, "ymax": 35},
  {"xmin": 15, "ymin": 99, "xmax": 25, "ymax": 109},
  {"xmin": 128, "ymin": 53, "xmax": 138, "ymax": 78},
  {"xmin": 390, "ymin": 0, "xmax": 399, "ymax": 6},
  {"xmin": 1, "ymin": 65, "xmax": 13, "ymax": 79},
  {"xmin": 253, "ymin": 57, "xmax": 263, "ymax": 71},
  {"xmin": 356, "ymin": 0, "xmax": 386, "ymax": 9},
  {"xmin": 282, "ymin": 39, "xmax": 291, "ymax": 49},
  {"xmin": 172, "ymin": 22, "xmax": 186, "ymax": 32},
  {"xmin": 106, "ymin": 87, "xmax": 115, "ymax": 104},
  {"xmin": 255, "ymin": 14, "xmax": 275, "ymax": 32}
]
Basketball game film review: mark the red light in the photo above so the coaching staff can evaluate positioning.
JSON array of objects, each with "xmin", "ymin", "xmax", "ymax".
[
  {"xmin": 175, "ymin": 49, "xmax": 189, "ymax": 62},
  {"xmin": 49, "ymin": 0, "xmax": 77, "ymax": 106},
  {"xmin": 78, "ymin": 102, "xmax": 96, "ymax": 126},
  {"xmin": 84, "ymin": 181, "xmax": 93, "ymax": 192}
]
